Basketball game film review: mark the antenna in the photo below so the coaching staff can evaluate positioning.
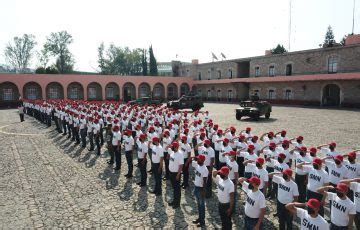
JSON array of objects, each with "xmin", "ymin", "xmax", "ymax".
[
  {"xmin": 288, "ymin": 0, "xmax": 292, "ymax": 51},
  {"xmin": 352, "ymin": 0, "xmax": 356, "ymax": 34}
]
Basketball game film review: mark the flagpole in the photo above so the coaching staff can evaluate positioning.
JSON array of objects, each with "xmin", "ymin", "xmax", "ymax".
[{"xmin": 352, "ymin": 0, "xmax": 356, "ymax": 34}]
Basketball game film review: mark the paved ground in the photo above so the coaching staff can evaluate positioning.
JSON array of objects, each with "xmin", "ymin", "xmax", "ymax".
[{"xmin": 0, "ymin": 103, "xmax": 359, "ymax": 229}]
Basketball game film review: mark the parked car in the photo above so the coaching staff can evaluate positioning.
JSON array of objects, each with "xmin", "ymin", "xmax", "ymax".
[
  {"xmin": 235, "ymin": 96, "xmax": 272, "ymax": 121},
  {"xmin": 167, "ymin": 94, "xmax": 204, "ymax": 111},
  {"xmin": 128, "ymin": 97, "xmax": 162, "ymax": 106}
]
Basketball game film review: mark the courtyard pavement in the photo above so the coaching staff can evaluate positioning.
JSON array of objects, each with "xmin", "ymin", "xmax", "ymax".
[{"xmin": 0, "ymin": 103, "xmax": 359, "ymax": 229}]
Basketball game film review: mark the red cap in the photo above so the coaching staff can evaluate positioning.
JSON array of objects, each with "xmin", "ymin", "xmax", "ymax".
[
  {"xmin": 297, "ymin": 136, "xmax": 304, "ymax": 141},
  {"xmin": 329, "ymin": 142, "xmax": 337, "ymax": 147},
  {"xmin": 204, "ymin": 139, "xmax": 211, "ymax": 145},
  {"xmin": 281, "ymin": 130, "xmax": 287, "ymax": 135},
  {"xmin": 200, "ymin": 132, "xmax": 206, "ymax": 138},
  {"xmin": 336, "ymin": 183, "xmax": 349, "ymax": 193},
  {"xmin": 152, "ymin": 137, "xmax": 159, "ymax": 143},
  {"xmin": 171, "ymin": 141, "xmax": 179, "ymax": 149},
  {"xmin": 256, "ymin": 157, "xmax": 265, "ymax": 165},
  {"xmin": 278, "ymin": 153, "xmax": 286, "ymax": 159},
  {"xmin": 113, "ymin": 125, "xmax": 120, "ymax": 131},
  {"xmin": 139, "ymin": 134, "xmax": 146, "ymax": 140},
  {"xmin": 269, "ymin": 142, "xmax": 276, "ymax": 148},
  {"xmin": 252, "ymin": 136, "xmax": 259, "ymax": 141},
  {"xmin": 239, "ymin": 135, "xmax": 245, "ymax": 140},
  {"xmin": 163, "ymin": 130, "xmax": 170, "ymax": 136},
  {"xmin": 246, "ymin": 127, "xmax": 251, "ymax": 131},
  {"xmin": 149, "ymin": 126, "xmax": 155, "ymax": 131},
  {"xmin": 307, "ymin": 199, "xmax": 321, "ymax": 209},
  {"xmin": 310, "ymin": 147, "xmax": 317, "ymax": 154},
  {"xmin": 348, "ymin": 151, "xmax": 357, "ymax": 158},
  {"xmin": 283, "ymin": 168, "xmax": 293, "ymax": 177},
  {"xmin": 268, "ymin": 131, "xmax": 274, "ymax": 137},
  {"xmin": 217, "ymin": 129, "xmax": 223, "ymax": 135},
  {"xmin": 312, "ymin": 157, "xmax": 322, "ymax": 166},
  {"xmin": 300, "ymin": 146, "xmax": 307, "ymax": 152},
  {"xmin": 223, "ymin": 138, "xmax": 229, "ymax": 143},
  {"xmin": 282, "ymin": 140, "xmax": 290, "ymax": 145},
  {"xmin": 228, "ymin": 150, "xmax": 237, "ymax": 156},
  {"xmin": 214, "ymin": 124, "xmax": 218, "ymax": 129},
  {"xmin": 196, "ymin": 154, "xmax": 206, "ymax": 162},
  {"xmin": 181, "ymin": 136, "xmax": 187, "ymax": 142},
  {"xmin": 248, "ymin": 144, "xmax": 255, "ymax": 150},
  {"xmin": 248, "ymin": 176, "xmax": 261, "ymax": 185},
  {"xmin": 334, "ymin": 155, "xmax": 343, "ymax": 162},
  {"xmin": 218, "ymin": 166, "xmax": 230, "ymax": 176},
  {"xmin": 230, "ymin": 126, "xmax": 236, "ymax": 132}
]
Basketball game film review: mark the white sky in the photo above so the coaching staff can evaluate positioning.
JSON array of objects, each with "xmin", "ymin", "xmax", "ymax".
[{"xmin": 1, "ymin": 0, "xmax": 359, "ymax": 71}]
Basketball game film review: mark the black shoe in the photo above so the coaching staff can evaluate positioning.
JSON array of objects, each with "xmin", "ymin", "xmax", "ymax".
[
  {"xmin": 197, "ymin": 222, "xmax": 205, "ymax": 227},
  {"xmin": 168, "ymin": 202, "xmax": 174, "ymax": 206},
  {"xmin": 88, "ymin": 148, "xmax": 94, "ymax": 151},
  {"xmin": 182, "ymin": 185, "xmax": 189, "ymax": 189},
  {"xmin": 136, "ymin": 182, "xmax": 142, "ymax": 185},
  {"xmin": 139, "ymin": 184, "xmax": 147, "ymax": 187},
  {"xmin": 273, "ymin": 212, "xmax": 278, "ymax": 217},
  {"xmin": 124, "ymin": 174, "xmax": 132, "ymax": 178},
  {"xmin": 149, "ymin": 190, "xmax": 156, "ymax": 194},
  {"xmin": 192, "ymin": 219, "xmax": 200, "ymax": 224},
  {"xmin": 155, "ymin": 193, "xmax": 162, "ymax": 196},
  {"xmin": 147, "ymin": 169, "xmax": 152, "ymax": 173},
  {"xmin": 114, "ymin": 167, "xmax": 120, "ymax": 171},
  {"xmin": 172, "ymin": 204, "xmax": 180, "ymax": 209},
  {"xmin": 107, "ymin": 161, "xmax": 114, "ymax": 165}
]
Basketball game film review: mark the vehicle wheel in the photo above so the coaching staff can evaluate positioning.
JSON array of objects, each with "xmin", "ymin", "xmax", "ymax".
[
  {"xmin": 236, "ymin": 113, "xmax": 241, "ymax": 120},
  {"xmin": 265, "ymin": 111, "xmax": 271, "ymax": 119},
  {"xmin": 253, "ymin": 115, "xmax": 259, "ymax": 121}
]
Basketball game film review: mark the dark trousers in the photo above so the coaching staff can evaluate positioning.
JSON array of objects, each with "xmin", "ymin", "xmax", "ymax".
[
  {"xmin": 170, "ymin": 172, "xmax": 181, "ymax": 206},
  {"xmin": 215, "ymin": 150, "xmax": 220, "ymax": 169},
  {"xmin": 237, "ymin": 156, "xmax": 245, "ymax": 177},
  {"xmin": 182, "ymin": 158, "xmax": 189, "ymax": 187},
  {"xmin": 307, "ymin": 189, "xmax": 324, "ymax": 216},
  {"xmin": 330, "ymin": 223, "xmax": 348, "ymax": 230},
  {"xmin": 54, "ymin": 117, "xmax": 60, "ymax": 130},
  {"xmin": 218, "ymin": 202, "xmax": 232, "ymax": 230},
  {"xmin": 245, "ymin": 215, "xmax": 261, "ymax": 230},
  {"xmin": 277, "ymin": 201, "xmax": 292, "ymax": 230},
  {"xmin": 47, "ymin": 114, "xmax": 51, "ymax": 126},
  {"xmin": 244, "ymin": 172, "xmax": 252, "ymax": 179},
  {"xmin": 80, "ymin": 129, "xmax": 86, "ymax": 147},
  {"xmin": 139, "ymin": 158, "xmax": 147, "ymax": 185},
  {"xmin": 95, "ymin": 135, "xmax": 101, "ymax": 155},
  {"xmin": 163, "ymin": 152, "xmax": 170, "ymax": 179},
  {"xmin": 272, "ymin": 183, "xmax": 278, "ymax": 199},
  {"xmin": 19, "ymin": 113, "xmax": 24, "ymax": 122},
  {"xmin": 295, "ymin": 174, "xmax": 307, "ymax": 203},
  {"xmin": 266, "ymin": 166, "xmax": 274, "ymax": 196},
  {"xmin": 67, "ymin": 124, "xmax": 72, "ymax": 137},
  {"xmin": 100, "ymin": 127, "xmax": 104, "ymax": 145},
  {"xmin": 194, "ymin": 186, "xmax": 205, "ymax": 224},
  {"xmin": 62, "ymin": 120, "xmax": 67, "ymax": 134},
  {"xmin": 125, "ymin": 150, "xmax": 133, "ymax": 175},
  {"xmin": 206, "ymin": 166, "xmax": 213, "ymax": 198},
  {"xmin": 88, "ymin": 132, "xmax": 94, "ymax": 150},
  {"xmin": 152, "ymin": 162, "xmax": 162, "ymax": 194},
  {"xmin": 114, "ymin": 145, "xmax": 121, "ymax": 168}
]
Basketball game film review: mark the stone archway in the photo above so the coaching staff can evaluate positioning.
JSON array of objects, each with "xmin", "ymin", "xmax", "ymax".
[
  {"xmin": 153, "ymin": 83, "xmax": 165, "ymax": 99},
  {"xmin": 46, "ymin": 82, "xmax": 64, "ymax": 99},
  {"xmin": 23, "ymin": 82, "xmax": 42, "ymax": 100},
  {"xmin": 67, "ymin": 82, "xmax": 84, "ymax": 100},
  {"xmin": 180, "ymin": 83, "xmax": 190, "ymax": 96},
  {"xmin": 105, "ymin": 82, "xmax": 120, "ymax": 100},
  {"xmin": 0, "ymin": 82, "xmax": 20, "ymax": 101},
  {"xmin": 322, "ymin": 84, "xmax": 341, "ymax": 106},
  {"xmin": 138, "ymin": 82, "xmax": 151, "ymax": 98},
  {"xmin": 167, "ymin": 83, "xmax": 178, "ymax": 100},
  {"xmin": 123, "ymin": 82, "xmax": 136, "ymax": 102},
  {"xmin": 87, "ymin": 82, "xmax": 102, "ymax": 100}
]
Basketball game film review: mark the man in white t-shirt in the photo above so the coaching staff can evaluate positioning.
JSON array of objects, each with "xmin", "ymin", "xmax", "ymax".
[
  {"xmin": 317, "ymin": 183, "xmax": 356, "ymax": 229},
  {"xmin": 247, "ymin": 157, "xmax": 269, "ymax": 194},
  {"xmin": 343, "ymin": 152, "xmax": 360, "ymax": 196},
  {"xmin": 238, "ymin": 176, "xmax": 266, "ymax": 230},
  {"xmin": 136, "ymin": 134, "xmax": 148, "ymax": 187},
  {"xmin": 191, "ymin": 154, "xmax": 209, "ymax": 227},
  {"xmin": 168, "ymin": 141, "xmax": 184, "ymax": 209},
  {"xmin": 111, "ymin": 124, "xmax": 122, "ymax": 170},
  {"xmin": 239, "ymin": 144, "xmax": 258, "ymax": 179},
  {"xmin": 269, "ymin": 168, "xmax": 299, "ymax": 230},
  {"xmin": 180, "ymin": 135, "xmax": 192, "ymax": 189},
  {"xmin": 286, "ymin": 198, "xmax": 329, "ymax": 230},
  {"xmin": 150, "ymin": 137, "xmax": 164, "ymax": 196},
  {"xmin": 340, "ymin": 178, "xmax": 360, "ymax": 229},
  {"xmin": 200, "ymin": 139, "xmax": 215, "ymax": 198},
  {"xmin": 294, "ymin": 146, "xmax": 311, "ymax": 203},
  {"xmin": 324, "ymin": 155, "xmax": 349, "ymax": 189},
  {"xmin": 123, "ymin": 130, "xmax": 134, "ymax": 178},
  {"xmin": 212, "ymin": 166, "xmax": 234, "ymax": 230}
]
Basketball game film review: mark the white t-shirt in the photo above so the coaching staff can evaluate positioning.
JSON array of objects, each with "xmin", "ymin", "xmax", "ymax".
[
  {"xmin": 240, "ymin": 152, "xmax": 258, "ymax": 173},
  {"xmin": 350, "ymin": 182, "xmax": 360, "ymax": 212},
  {"xmin": 213, "ymin": 135, "xmax": 223, "ymax": 151},
  {"xmin": 295, "ymin": 153, "xmax": 311, "ymax": 175},
  {"xmin": 219, "ymin": 145, "xmax": 232, "ymax": 163},
  {"xmin": 272, "ymin": 160, "xmax": 289, "ymax": 173},
  {"xmin": 264, "ymin": 149, "xmax": 277, "ymax": 167},
  {"xmin": 169, "ymin": 151, "xmax": 184, "ymax": 173},
  {"xmin": 192, "ymin": 161, "xmax": 209, "ymax": 187},
  {"xmin": 112, "ymin": 131, "xmax": 121, "ymax": 146},
  {"xmin": 92, "ymin": 123, "xmax": 100, "ymax": 134},
  {"xmin": 303, "ymin": 165, "xmax": 329, "ymax": 192},
  {"xmin": 296, "ymin": 208, "xmax": 329, "ymax": 230},
  {"xmin": 343, "ymin": 161, "xmax": 360, "ymax": 179},
  {"xmin": 242, "ymin": 181, "xmax": 266, "ymax": 218},
  {"xmin": 136, "ymin": 140, "xmax": 148, "ymax": 159},
  {"xmin": 273, "ymin": 175, "xmax": 299, "ymax": 204},
  {"xmin": 200, "ymin": 146, "xmax": 215, "ymax": 167},
  {"xmin": 325, "ymin": 160, "xmax": 349, "ymax": 184},
  {"xmin": 123, "ymin": 135, "xmax": 134, "ymax": 151},
  {"xmin": 327, "ymin": 192, "xmax": 356, "ymax": 227},
  {"xmin": 248, "ymin": 164, "xmax": 269, "ymax": 190},
  {"xmin": 180, "ymin": 142, "xmax": 192, "ymax": 159},
  {"xmin": 162, "ymin": 137, "xmax": 172, "ymax": 151},
  {"xmin": 226, "ymin": 158, "xmax": 239, "ymax": 180},
  {"xmin": 321, "ymin": 147, "xmax": 338, "ymax": 158},
  {"xmin": 151, "ymin": 144, "xmax": 164, "ymax": 163},
  {"xmin": 214, "ymin": 176, "xmax": 234, "ymax": 203}
]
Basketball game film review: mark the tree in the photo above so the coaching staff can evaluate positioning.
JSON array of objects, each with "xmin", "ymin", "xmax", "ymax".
[
  {"xmin": 149, "ymin": 45, "xmax": 158, "ymax": 76},
  {"xmin": 36, "ymin": 49, "xmax": 50, "ymax": 69},
  {"xmin": 4, "ymin": 34, "xmax": 37, "ymax": 73},
  {"xmin": 271, "ymin": 44, "xmax": 287, "ymax": 54},
  {"xmin": 323, "ymin": 25, "xmax": 336, "ymax": 47},
  {"xmin": 44, "ymin": 31, "xmax": 74, "ymax": 73},
  {"xmin": 142, "ymin": 49, "xmax": 148, "ymax": 76}
]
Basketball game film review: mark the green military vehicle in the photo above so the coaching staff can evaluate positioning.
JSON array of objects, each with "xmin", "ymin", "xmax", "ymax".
[
  {"xmin": 167, "ymin": 94, "xmax": 204, "ymax": 111},
  {"xmin": 128, "ymin": 97, "xmax": 162, "ymax": 106},
  {"xmin": 235, "ymin": 96, "xmax": 272, "ymax": 121}
]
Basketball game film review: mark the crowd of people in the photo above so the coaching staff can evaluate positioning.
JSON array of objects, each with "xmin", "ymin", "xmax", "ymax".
[{"xmin": 20, "ymin": 99, "xmax": 360, "ymax": 230}]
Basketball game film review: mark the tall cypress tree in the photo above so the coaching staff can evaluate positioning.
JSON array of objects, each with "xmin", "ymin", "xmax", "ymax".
[
  {"xmin": 149, "ymin": 45, "xmax": 158, "ymax": 76},
  {"xmin": 142, "ymin": 49, "xmax": 148, "ymax": 76}
]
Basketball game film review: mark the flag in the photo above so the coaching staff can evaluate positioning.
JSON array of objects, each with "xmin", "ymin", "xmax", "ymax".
[
  {"xmin": 221, "ymin": 52, "xmax": 226, "ymax": 59},
  {"xmin": 211, "ymin": 52, "xmax": 218, "ymax": 60}
]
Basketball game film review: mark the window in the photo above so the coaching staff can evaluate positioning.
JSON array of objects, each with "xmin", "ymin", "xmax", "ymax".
[
  {"xmin": 153, "ymin": 86, "xmax": 161, "ymax": 97},
  {"xmin": 106, "ymin": 87, "xmax": 114, "ymax": 98},
  {"xmin": 198, "ymin": 72, "xmax": 202, "ymax": 80},
  {"xmin": 49, "ymin": 87, "xmax": 59, "ymax": 99},
  {"xmin": 186, "ymin": 69, "xmax": 190, "ymax": 77},
  {"xmin": 69, "ymin": 87, "xmax": 79, "ymax": 99},
  {"xmin": 140, "ymin": 86, "xmax": 148, "ymax": 97},
  {"xmin": 2, "ymin": 88, "xmax": 14, "ymax": 100},
  {"xmin": 255, "ymin": 67, "xmax": 260, "ymax": 77},
  {"xmin": 286, "ymin": 64, "xmax": 292, "ymax": 76},
  {"xmin": 284, "ymin": 89, "xmax": 293, "ymax": 100},
  {"xmin": 253, "ymin": 89, "xmax": 260, "ymax": 97},
  {"xmin": 217, "ymin": 70, "xmax": 221, "ymax": 79},
  {"xmin": 217, "ymin": 90, "xmax": 221, "ymax": 100},
  {"xmin": 197, "ymin": 89, "xmax": 202, "ymax": 97},
  {"xmin": 207, "ymin": 70, "xmax": 211, "ymax": 80},
  {"xmin": 207, "ymin": 90, "xmax": 211, "ymax": 99},
  {"xmin": 26, "ymin": 87, "xmax": 37, "ymax": 100},
  {"xmin": 269, "ymin": 66, "xmax": 275, "ymax": 76},
  {"xmin": 227, "ymin": 90, "xmax": 233, "ymax": 101},
  {"xmin": 88, "ymin": 87, "xmax": 97, "ymax": 99},
  {"xmin": 228, "ymin": 69, "xmax": 233, "ymax": 79},
  {"xmin": 328, "ymin": 57, "xmax": 338, "ymax": 73},
  {"xmin": 268, "ymin": 89, "xmax": 276, "ymax": 99},
  {"xmin": 168, "ymin": 87, "xmax": 174, "ymax": 98}
]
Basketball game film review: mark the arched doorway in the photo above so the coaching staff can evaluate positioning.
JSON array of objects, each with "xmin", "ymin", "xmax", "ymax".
[
  {"xmin": 46, "ymin": 82, "xmax": 64, "ymax": 99},
  {"xmin": 322, "ymin": 84, "xmax": 340, "ymax": 106},
  {"xmin": 167, "ymin": 83, "xmax": 178, "ymax": 100},
  {"xmin": 105, "ymin": 82, "xmax": 120, "ymax": 100},
  {"xmin": 123, "ymin": 82, "xmax": 136, "ymax": 102},
  {"xmin": 87, "ymin": 82, "xmax": 102, "ymax": 100},
  {"xmin": 23, "ymin": 82, "xmax": 42, "ymax": 100},
  {"xmin": 138, "ymin": 83, "xmax": 151, "ymax": 98},
  {"xmin": 67, "ymin": 82, "xmax": 84, "ymax": 100},
  {"xmin": 0, "ymin": 82, "xmax": 20, "ymax": 101},
  {"xmin": 153, "ymin": 83, "xmax": 165, "ymax": 100},
  {"xmin": 180, "ymin": 83, "xmax": 190, "ymax": 96}
]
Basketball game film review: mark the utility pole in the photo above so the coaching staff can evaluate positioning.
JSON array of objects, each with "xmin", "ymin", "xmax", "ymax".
[
  {"xmin": 288, "ymin": 0, "xmax": 292, "ymax": 51},
  {"xmin": 352, "ymin": 0, "xmax": 356, "ymax": 34}
]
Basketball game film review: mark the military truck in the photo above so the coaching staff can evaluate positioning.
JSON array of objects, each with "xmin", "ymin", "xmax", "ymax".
[
  {"xmin": 235, "ymin": 96, "xmax": 272, "ymax": 121},
  {"xmin": 167, "ymin": 94, "xmax": 204, "ymax": 111},
  {"xmin": 128, "ymin": 97, "xmax": 162, "ymax": 106}
]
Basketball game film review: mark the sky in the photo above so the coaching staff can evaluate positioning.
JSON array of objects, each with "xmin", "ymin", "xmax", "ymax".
[{"xmin": 0, "ymin": 0, "xmax": 359, "ymax": 72}]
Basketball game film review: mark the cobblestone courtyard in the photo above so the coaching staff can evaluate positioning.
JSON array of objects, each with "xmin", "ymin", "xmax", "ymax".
[{"xmin": 0, "ymin": 103, "xmax": 359, "ymax": 229}]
